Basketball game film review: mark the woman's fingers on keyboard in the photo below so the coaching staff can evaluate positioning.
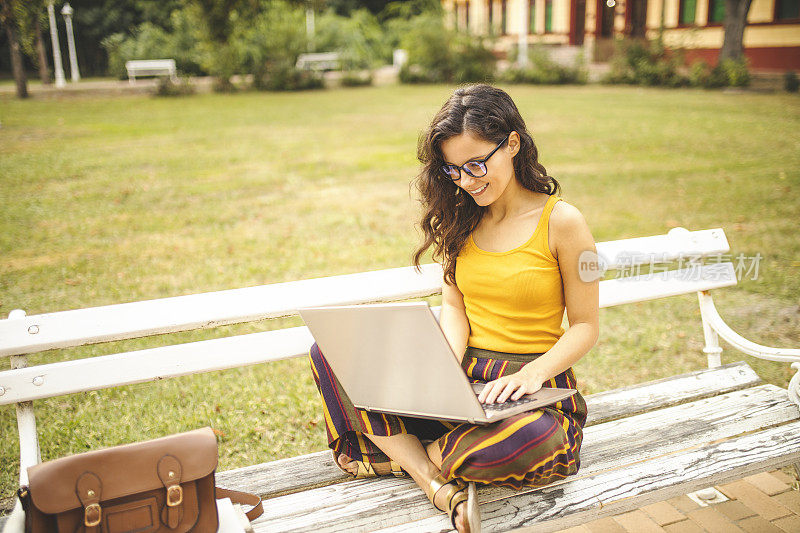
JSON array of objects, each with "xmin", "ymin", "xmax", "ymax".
[
  {"xmin": 478, "ymin": 380, "xmax": 497, "ymax": 403},
  {"xmin": 481, "ymin": 376, "xmax": 523, "ymax": 403},
  {"xmin": 509, "ymin": 383, "xmax": 528, "ymax": 401},
  {"xmin": 498, "ymin": 380, "xmax": 523, "ymax": 403}
]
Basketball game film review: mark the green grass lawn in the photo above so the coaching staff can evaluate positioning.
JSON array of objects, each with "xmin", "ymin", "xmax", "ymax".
[{"xmin": 1, "ymin": 84, "xmax": 799, "ymax": 501}]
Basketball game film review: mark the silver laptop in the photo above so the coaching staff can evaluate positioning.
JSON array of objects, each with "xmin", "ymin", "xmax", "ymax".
[{"xmin": 298, "ymin": 302, "xmax": 576, "ymax": 425}]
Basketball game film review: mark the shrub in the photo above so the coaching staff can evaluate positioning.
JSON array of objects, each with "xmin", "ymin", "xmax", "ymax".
[
  {"xmin": 341, "ymin": 71, "xmax": 373, "ymax": 87},
  {"xmin": 688, "ymin": 60, "xmax": 711, "ymax": 87},
  {"xmin": 315, "ymin": 9, "xmax": 391, "ymax": 70},
  {"xmin": 232, "ymin": 0, "xmax": 309, "ymax": 90},
  {"xmin": 394, "ymin": 12, "xmax": 496, "ymax": 84},
  {"xmin": 785, "ymin": 71, "xmax": 800, "ymax": 93},
  {"xmin": 395, "ymin": 13, "xmax": 454, "ymax": 83},
  {"xmin": 200, "ymin": 42, "xmax": 240, "ymax": 92},
  {"xmin": 452, "ymin": 35, "xmax": 496, "ymax": 83},
  {"xmin": 688, "ymin": 60, "xmax": 728, "ymax": 89},
  {"xmin": 102, "ymin": 10, "xmax": 204, "ymax": 79},
  {"xmin": 503, "ymin": 45, "xmax": 587, "ymax": 85},
  {"xmin": 154, "ymin": 76, "xmax": 196, "ymax": 97},
  {"xmin": 718, "ymin": 57, "xmax": 751, "ymax": 87},
  {"xmin": 260, "ymin": 62, "xmax": 324, "ymax": 91},
  {"xmin": 602, "ymin": 37, "xmax": 687, "ymax": 87}
]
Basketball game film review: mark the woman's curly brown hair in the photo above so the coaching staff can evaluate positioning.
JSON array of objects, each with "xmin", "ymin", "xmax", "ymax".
[{"xmin": 412, "ymin": 84, "xmax": 562, "ymax": 284}]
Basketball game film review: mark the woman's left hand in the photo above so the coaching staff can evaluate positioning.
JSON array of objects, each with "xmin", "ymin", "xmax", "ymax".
[{"xmin": 478, "ymin": 370, "xmax": 544, "ymax": 404}]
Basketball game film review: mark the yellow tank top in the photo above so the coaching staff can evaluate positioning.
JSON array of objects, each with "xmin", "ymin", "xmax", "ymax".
[{"xmin": 455, "ymin": 194, "xmax": 565, "ymax": 353}]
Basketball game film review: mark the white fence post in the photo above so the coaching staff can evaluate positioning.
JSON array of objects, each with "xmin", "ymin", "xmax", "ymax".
[{"xmin": 8, "ymin": 309, "xmax": 42, "ymax": 486}]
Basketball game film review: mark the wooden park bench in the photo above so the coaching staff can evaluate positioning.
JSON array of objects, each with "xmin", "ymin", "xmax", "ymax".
[
  {"xmin": 1, "ymin": 227, "xmax": 799, "ymax": 531},
  {"xmin": 295, "ymin": 52, "xmax": 341, "ymax": 72},
  {"xmin": 125, "ymin": 59, "xmax": 178, "ymax": 85}
]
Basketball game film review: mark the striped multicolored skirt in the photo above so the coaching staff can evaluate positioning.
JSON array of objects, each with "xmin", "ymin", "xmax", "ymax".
[{"xmin": 308, "ymin": 343, "xmax": 587, "ymax": 489}]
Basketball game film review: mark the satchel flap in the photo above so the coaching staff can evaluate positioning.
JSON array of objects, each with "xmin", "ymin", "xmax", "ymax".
[{"xmin": 27, "ymin": 427, "xmax": 217, "ymax": 514}]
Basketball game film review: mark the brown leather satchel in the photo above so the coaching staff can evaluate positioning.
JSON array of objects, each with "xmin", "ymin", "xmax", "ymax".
[{"xmin": 17, "ymin": 427, "xmax": 263, "ymax": 533}]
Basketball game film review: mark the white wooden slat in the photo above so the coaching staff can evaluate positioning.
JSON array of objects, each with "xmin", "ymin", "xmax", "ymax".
[
  {"xmin": 214, "ymin": 362, "xmax": 762, "ymax": 498},
  {"xmin": 0, "ymin": 306, "xmax": 448, "ymax": 405},
  {"xmin": 377, "ymin": 420, "xmax": 800, "ymax": 533},
  {"xmin": 596, "ymin": 227, "xmax": 729, "ymax": 270},
  {"xmin": 249, "ymin": 390, "xmax": 800, "ymax": 532},
  {"xmin": 584, "ymin": 361, "xmax": 760, "ymax": 426},
  {"xmin": 599, "ymin": 262, "xmax": 737, "ymax": 308},
  {"xmin": 0, "ymin": 307, "xmax": 438, "ymax": 405},
  {"xmin": 0, "ymin": 326, "xmax": 314, "ymax": 406},
  {"xmin": 0, "ymin": 264, "xmax": 443, "ymax": 358}
]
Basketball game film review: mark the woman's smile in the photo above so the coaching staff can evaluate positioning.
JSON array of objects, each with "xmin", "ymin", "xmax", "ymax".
[{"xmin": 467, "ymin": 183, "xmax": 489, "ymax": 195}]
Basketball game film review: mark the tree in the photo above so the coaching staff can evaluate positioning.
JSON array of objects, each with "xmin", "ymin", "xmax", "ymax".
[
  {"xmin": 719, "ymin": 0, "xmax": 752, "ymax": 62},
  {"xmin": 186, "ymin": 0, "xmax": 255, "ymax": 90},
  {"xmin": 16, "ymin": 0, "xmax": 51, "ymax": 84},
  {"xmin": 0, "ymin": 0, "xmax": 28, "ymax": 98}
]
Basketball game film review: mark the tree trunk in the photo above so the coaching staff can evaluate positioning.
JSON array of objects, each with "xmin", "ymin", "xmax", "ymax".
[
  {"xmin": 34, "ymin": 15, "xmax": 51, "ymax": 84},
  {"xmin": 719, "ymin": 0, "xmax": 752, "ymax": 62},
  {"xmin": 4, "ymin": 14, "xmax": 29, "ymax": 98}
]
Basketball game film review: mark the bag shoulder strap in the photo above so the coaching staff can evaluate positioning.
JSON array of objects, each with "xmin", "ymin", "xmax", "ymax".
[{"xmin": 215, "ymin": 487, "xmax": 264, "ymax": 522}]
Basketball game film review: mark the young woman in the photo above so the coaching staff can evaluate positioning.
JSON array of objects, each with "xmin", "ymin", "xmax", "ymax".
[{"xmin": 309, "ymin": 84, "xmax": 599, "ymax": 532}]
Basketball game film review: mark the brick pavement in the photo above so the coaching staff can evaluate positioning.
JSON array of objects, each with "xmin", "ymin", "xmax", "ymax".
[{"xmin": 555, "ymin": 469, "xmax": 800, "ymax": 533}]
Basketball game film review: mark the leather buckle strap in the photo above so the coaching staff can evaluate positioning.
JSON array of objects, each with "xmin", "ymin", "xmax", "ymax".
[
  {"xmin": 84, "ymin": 503, "xmax": 102, "ymax": 527},
  {"xmin": 166, "ymin": 485, "xmax": 183, "ymax": 507},
  {"xmin": 76, "ymin": 472, "xmax": 103, "ymax": 530},
  {"xmin": 215, "ymin": 487, "xmax": 264, "ymax": 521}
]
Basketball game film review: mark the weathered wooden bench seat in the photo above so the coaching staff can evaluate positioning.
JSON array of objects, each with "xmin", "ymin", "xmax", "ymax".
[
  {"xmin": 215, "ymin": 362, "xmax": 799, "ymax": 531},
  {"xmin": 2, "ymin": 227, "xmax": 799, "ymax": 531}
]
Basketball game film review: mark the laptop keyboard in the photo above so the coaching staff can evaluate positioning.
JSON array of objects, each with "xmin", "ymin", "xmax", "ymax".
[{"xmin": 481, "ymin": 395, "xmax": 540, "ymax": 412}]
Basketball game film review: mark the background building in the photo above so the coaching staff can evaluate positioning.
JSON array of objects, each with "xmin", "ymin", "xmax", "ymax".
[{"xmin": 442, "ymin": 0, "xmax": 800, "ymax": 70}]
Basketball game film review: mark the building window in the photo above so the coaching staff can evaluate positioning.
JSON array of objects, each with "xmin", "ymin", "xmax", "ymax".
[
  {"xmin": 545, "ymin": 0, "xmax": 553, "ymax": 32},
  {"xmin": 529, "ymin": 0, "xmax": 536, "ymax": 33},
  {"xmin": 708, "ymin": 0, "xmax": 725, "ymax": 23},
  {"xmin": 679, "ymin": 0, "xmax": 697, "ymax": 24},
  {"xmin": 501, "ymin": 0, "xmax": 507, "ymax": 34},
  {"xmin": 776, "ymin": 0, "xmax": 800, "ymax": 19}
]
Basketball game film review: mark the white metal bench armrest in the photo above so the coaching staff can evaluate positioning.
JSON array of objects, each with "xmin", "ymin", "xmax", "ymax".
[{"xmin": 698, "ymin": 290, "xmax": 800, "ymax": 406}]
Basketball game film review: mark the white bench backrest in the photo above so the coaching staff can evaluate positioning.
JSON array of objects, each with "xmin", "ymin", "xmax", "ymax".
[
  {"xmin": 0, "ymin": 229, "xmax": 733, "ymax": 358},
  {"xmin": 295, "ymin": 53, "xmax": 341, "ymax": 70},
  {"xmin": 0, "ymin": 227, "xmax": 739, "ymax": 407},
  {"xmin": 0, "ymin": 229, "xmax": 730, "ymax": 359},
  {"xmin": 125, "ymin": 59, "xmax": 176, "ymax": 71}
]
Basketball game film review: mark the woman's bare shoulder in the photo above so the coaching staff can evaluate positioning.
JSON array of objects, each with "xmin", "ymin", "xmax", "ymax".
[
  {"xmin": 551, "ymin": 199, "xmax": 586, "ymax": 225},
  {"xmin": 550, "ymin": 200, "xmax": 595, "ymax": 259}
]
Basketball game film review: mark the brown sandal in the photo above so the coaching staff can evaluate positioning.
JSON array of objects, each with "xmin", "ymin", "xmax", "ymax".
[
  {"xmin": 332, "ymin": 450, "xmax": 407, "ymax": 479},
  {"xmin": 428, "ymin": 474, "xmax": 481, "ymax": 532}
]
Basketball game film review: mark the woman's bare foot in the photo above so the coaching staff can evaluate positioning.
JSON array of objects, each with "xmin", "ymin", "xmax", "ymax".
[
  {"xmin": 338, "ymin": 453, "xmax": 470, "ymax": 531},
  {"xmin": 432, "ymin": 489, "xmax": 470, "ymax": 533},
  {"xmin": 335, "ymin": 453, "xmax": 395, "ymax": 476}
]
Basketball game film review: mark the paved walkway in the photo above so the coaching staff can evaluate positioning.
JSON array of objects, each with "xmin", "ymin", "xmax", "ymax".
[{"xmin": 556, "ymin": 469, "xmax": 800, "ymax": 533}]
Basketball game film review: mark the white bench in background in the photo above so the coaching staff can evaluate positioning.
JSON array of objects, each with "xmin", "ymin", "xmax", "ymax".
[
  {"xmin": 1, "ymin": 227, "xmax": 799, "ymax": 531},
  {"xmin": 295, "ymin": 52, "xmax": 341, "ymax": 72},
  {"xmin": 125, "ymin": 59, "xmax": 178, "ymax": 84}
]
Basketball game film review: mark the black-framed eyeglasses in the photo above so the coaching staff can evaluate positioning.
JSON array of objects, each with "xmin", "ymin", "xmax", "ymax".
[{"xmin": 441, "ymin": 135, "xmax": 510, "ymax": 181}]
